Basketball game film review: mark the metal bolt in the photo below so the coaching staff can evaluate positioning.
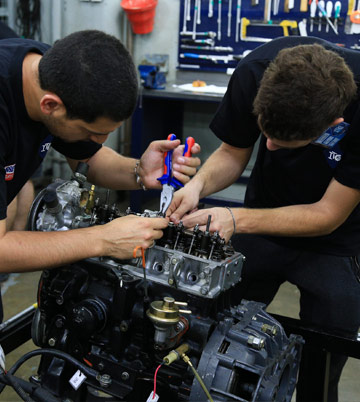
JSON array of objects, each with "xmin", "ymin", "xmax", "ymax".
[
  {"xmin": 56, "ymin": 296, "xmax": 64, "ymax": 305},
  {"xmin": 171, "ymin": 258, "xmax": 177, "ymax": 264},
  {"xmin": 261, "ymin": 324, "xmax": 278, "ymax": 336},
  {"xmin": 121, "ymin": 372, "xmax": 130, "ymax": 381},
  {"xmin": 120, "ymin": 321, "xmax": 128, "ymax": 332},
  {"xmin": 97, "ymin": 374, "xmax": 112, "ymax": 388},
  {"xmin": 48, "ymin": 338, "xmax": 56, "ymax": 347},
  {"xmin": 200, "ymin": 286, "xmax": 209, "ymax": 295},
  {"xmin": 168, "ymin": 278, "xmax": 174, "ymax": 285},
  {"xmin": 247, "ymin": 335, "xmax": 265, "ymax": 350},
  {"xmin": 55, "ymin": 318, "xmax": 64, "ymax": 328}
]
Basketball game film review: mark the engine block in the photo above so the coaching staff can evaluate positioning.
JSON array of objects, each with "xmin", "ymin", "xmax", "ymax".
[{"xmin": 27, "ymin": 165, "xmax": 303, "ymax": 402}]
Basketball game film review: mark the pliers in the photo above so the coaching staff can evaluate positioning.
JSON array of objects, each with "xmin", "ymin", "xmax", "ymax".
[{"xmin": 157, "ymin": 134, "xmax": 195, "ymax": 216}]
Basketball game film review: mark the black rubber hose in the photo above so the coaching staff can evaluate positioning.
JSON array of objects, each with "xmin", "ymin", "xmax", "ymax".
[
  {"xmin": 0, "ymin": 373, "xmax": 60, "ymax": 402},
  {"xmin": 0, "ymin": 348, "xmax": 99, "ymax": 394},
  {"xmin": 0, "ymin": 373, "xmax": 35, "ymax": 402}
]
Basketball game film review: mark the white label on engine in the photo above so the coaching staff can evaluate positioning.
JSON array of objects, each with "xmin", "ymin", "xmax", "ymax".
[
  {"xmin": 146, "ymin": 391, "xmax": 159, "ymax": 402},
  {"xmin": 69, "ymin": 370, "xmax": 87, "ymax": 390}
]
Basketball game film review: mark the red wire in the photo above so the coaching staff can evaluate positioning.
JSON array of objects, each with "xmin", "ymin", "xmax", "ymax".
[{"xmin": 153, "ymin": 364, "xmax": 162, "ymax": 399}]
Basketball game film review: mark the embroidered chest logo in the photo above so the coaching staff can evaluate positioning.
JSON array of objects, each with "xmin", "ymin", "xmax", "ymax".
[
  {"xmin": 5, "ymin": 164, "xmax": 15, "ymax": 181},
  {"xmin": 328, "ymin": 151, "xmax": 342, "ymax": 162},
  {"xmin": 38, "ymin": 135, "xmax": 53, "ymax": 158}
]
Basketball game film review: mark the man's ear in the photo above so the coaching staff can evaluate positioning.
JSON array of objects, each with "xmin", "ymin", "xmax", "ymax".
[
  {"xmin": 330, "ymin": 117, "xmax": 344, "ymax": 127},
  {"xmin": 39, "ymin": 94, "xmax": 65, "ymax": 115}
]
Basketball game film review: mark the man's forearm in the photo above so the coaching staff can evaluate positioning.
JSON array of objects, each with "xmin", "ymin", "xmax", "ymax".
[
  {"xmin": 85, "ymin": 147, "xmax": 139, "ymax": 190},
  {"xmin": 0, "ymin": 226, "xmax": 104, "ymax": 272},
  {"xmin": 233, "ymin": 204, "xmax": 339, "ymax": 237},
  {"xmin": 192, "ymin": 143, "xmax": 253, "ymax": 198}
]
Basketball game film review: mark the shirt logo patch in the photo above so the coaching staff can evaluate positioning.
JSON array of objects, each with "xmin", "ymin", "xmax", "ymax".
[
  {"xmin": 38, "ymin": 135, "xmax": 53, "ymax": 158},
  {"xmin": 5, "ymin": 164, "xmax": 15, "ymax": 181},
  {"xmin": 323, "ymin": 143, "xmax": 343, "ymax": 169}
]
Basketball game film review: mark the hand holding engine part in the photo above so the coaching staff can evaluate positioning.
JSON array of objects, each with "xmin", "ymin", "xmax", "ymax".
[
  {"xmin": 102, "ymin": 214, "xmax": 168, "ymax": 259},
  {"xmin": 137, "ymin": 136, "xmax": 200, "ymax": 190},
  {"xmin": 180, "ymin": 206, "xmax": 236, "ymax": 242}
]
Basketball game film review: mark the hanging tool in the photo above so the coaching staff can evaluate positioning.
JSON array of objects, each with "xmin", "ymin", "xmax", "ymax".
[
  {"xmin": 350, "ymin": 0, "xmax": 360, "ymax": 32},
  {"xmin": 235, "ymin": 0, "xmax": 242, "ymax": 41},
  {"xmin": 334, "ymin": 1, "xmax": 341, "ymax": 29},
  {"xmin": 326, "ymin": 1, "xmax": 333, "ymax": 31},
  {"xmin": 318, "ymin": 0, "xmax": 339, "ymax": 33},
  {"xmin": 218, "ymin": 0, "xmax": 222, "ymax": 40},
  {"xmin": 310, "ymin": 0, "xmax": 317, "ymax": 32},
  {"xmin": 181, "ymin": 38, "xmax": 215, "ymax": 45},
  {"xmin": 300, "ymin": 0, "xmax": 308, "ymax": 12},
  {"xmin": 264, "ymin": 0, "xmax": 272, "ymax": 21},
  {"xmin": 180, "ymin": 52, "xmax": 236, "ymax": 63},
  {"xmin": 197, "ymin": 0, "xmax": 201, "ymax": 24},
  {"xmin": 241, "ymin": 17, "xmax": 298, "ymax": 42},
  {"xmin": 180, "ymin": 30, "xmax": 217, "ymax": 38},
  {"xmin": 183, "ymin": 0, "xmax": 189, "ymax": 32},
  {"xmin": 158, "ymin": 135, "xmax": 195, "ymax": 216},
  {"xmin": 181, "ymin": 44, "xmax": 234, "ymax": 51},
  {"xmin": 227, "ymin": 0, "xmax": 233, "ymax": 37},
  {"xmin": 345, "ymin": 0, "xmax": 356, "ymax": 33},
  {"xmin": 186, "ymin": 0, "xmax": 191, "ymax": 21},
  {"xmin": 208, "ymin": 0, "xmax": 214, "ymax": 17},
  {"xmin": 318, "ymin": 0, "xmax": 325, "ymax": 31},
  {"xmin": 273, "ymin": 0, "xmax": 280, "ymax": 15},
  {"xmin": 192, "ymin": 0, "xmax": 199, "ymax": 39}
]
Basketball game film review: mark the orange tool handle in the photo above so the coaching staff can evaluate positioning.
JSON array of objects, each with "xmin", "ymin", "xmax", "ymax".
[
  {"xmin": 133, "ymin": 246, "xmax": 145, "ymax": 268},
  {"xmin": 183, "ymin": 137, "xmax": 195, "ymax": 157}
]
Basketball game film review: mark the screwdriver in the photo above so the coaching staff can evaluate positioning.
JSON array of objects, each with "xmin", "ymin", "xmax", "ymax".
[
  {"xmin": 310, "ymin": 0, "xmax": 317, "ymax": 32},
  {"xmin": 326, "ymin": 1, "xmax": 333, "ymax": 32},
  {"xmin": 334, "ymin": 1, "xmax": 341, "ymax": 29}
]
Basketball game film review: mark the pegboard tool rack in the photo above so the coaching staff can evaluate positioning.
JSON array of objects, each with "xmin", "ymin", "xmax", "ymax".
[{"xmin": 178, "ymin": 0, "xmax": 360, "ymax": 72}]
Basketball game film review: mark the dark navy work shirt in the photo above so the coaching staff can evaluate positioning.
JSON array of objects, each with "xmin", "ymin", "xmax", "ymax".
[
  {"xmin": 0, "ymin": 38, "xmax": 101, "ymax": 220},
  {"xmin": 210, "ymin": 36, "xmax": 360, "ymax": 256}
]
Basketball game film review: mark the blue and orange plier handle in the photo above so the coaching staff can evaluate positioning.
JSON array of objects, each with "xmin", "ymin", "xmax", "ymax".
[{"xmin": 157, "ymin": 134, "xmax": 195, "ymax": 188}]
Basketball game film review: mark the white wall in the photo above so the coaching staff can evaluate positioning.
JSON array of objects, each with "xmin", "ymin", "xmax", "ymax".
[{"xmin": 41, "ymin": 0, "xmax": 180, "ymax": 81}]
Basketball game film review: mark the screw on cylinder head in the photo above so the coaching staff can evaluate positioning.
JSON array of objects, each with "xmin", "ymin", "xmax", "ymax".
[
  {"xmin": 55, "ymin": 318, "xmax": 64, "ymax": 328},
  {"xmin": 247, "ymin": 335, "xmax": 265, "ymax": 350},
  {"xmin": 97, "ymin": 373, "xmax": 112, "ymax": 388},
  {"xmin": 200, "ymin": 286, "xmax": 209, "ymax": 295},
  {"xmin": 56, "ymin": 296, "xmax": 64, "ymax": 305},
  {"xmin": 168, "ymin": 278, "xmax": 174, "ymax": 285},
  {"xmin": 171, "ymin": 258, "xmax": 178, "ymax": 265},
  {"xmin": 48, "ymin": 338, "xmax": 56, "ymax": 347},
  {"xmin": 121, "ymin": 372, "xmax": 130, "ymax": 381},
  {"xmin": 120, "ymin": 321, "xmax": 129, "ymax": 332}
]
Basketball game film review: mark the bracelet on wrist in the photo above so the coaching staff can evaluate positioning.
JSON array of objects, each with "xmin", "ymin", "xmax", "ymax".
[
  {"xmin": 134, "ymin": 160, "xmax": 147, "ymax": 191},
  {"xmin": 224, "ymin": 206, "xmax": 236, "ymax": 236}
]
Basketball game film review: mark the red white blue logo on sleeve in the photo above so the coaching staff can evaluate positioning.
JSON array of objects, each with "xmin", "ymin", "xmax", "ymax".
[{"xmin": 5, "ymin": 164, "xmax": 15, "ymax": 181}]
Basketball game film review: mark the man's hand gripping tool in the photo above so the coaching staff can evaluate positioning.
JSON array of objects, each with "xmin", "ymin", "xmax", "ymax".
[{"xmin": 157, "ymin": 134, "xmax": 195, "ymax": 216}]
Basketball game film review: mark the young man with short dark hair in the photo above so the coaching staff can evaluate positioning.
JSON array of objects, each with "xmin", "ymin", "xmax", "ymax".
[
  {"xmin": 0, "ymin": 30, "xmax": 200, "ymax": 319},
  {"xmin": 168, "ymin": 36, "xmax": 360, "ymax": 401}
]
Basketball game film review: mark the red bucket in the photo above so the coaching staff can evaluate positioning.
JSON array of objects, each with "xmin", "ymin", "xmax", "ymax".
[{"xmin": 121, "ymin": 0, "xmax": 158, "ymax": 34}]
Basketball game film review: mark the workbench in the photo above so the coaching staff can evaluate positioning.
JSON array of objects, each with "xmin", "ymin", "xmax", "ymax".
[{"xmin": 130, "ymin": 70, "xmax": 252, "ymax": 212}]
